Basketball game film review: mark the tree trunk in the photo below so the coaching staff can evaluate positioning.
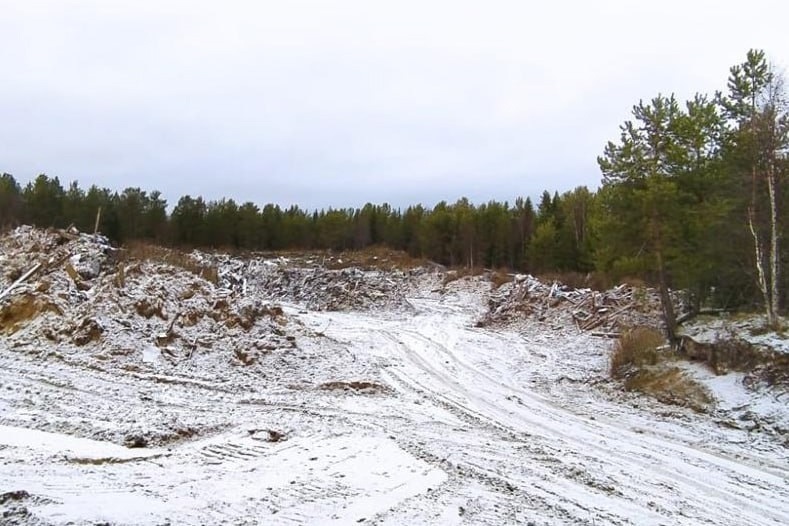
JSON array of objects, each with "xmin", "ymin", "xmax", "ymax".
[
  {"xmin": 655, "ymin": 244, "xmax": 678, "ymax": 344},
  {"xmin": 767, "ymin": 168, "xmax": 780, "ymax": 325},
  {"xmin": 748, "ymin": 208, "xmax": 775, "ymax": 326}
]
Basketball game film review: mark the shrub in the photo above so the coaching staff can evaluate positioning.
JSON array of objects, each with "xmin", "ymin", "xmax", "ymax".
[{"xmin": 610, "ymin": 327, "xmax": 665, "ymax": 379}]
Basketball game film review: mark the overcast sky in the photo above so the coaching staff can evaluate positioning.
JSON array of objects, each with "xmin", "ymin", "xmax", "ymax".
[{"xmin": 2, "ymin": 1, "xmax": 788, "ymax": 210}]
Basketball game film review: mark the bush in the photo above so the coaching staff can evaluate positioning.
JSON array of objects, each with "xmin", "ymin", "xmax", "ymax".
[{"xmin": 610, "ymin": 327, "xmax": 665, "ymax": 379}]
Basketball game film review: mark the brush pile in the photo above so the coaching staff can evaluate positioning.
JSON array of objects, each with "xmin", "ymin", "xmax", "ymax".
[
  {"xmin": 253, "ymin": 265, "xmax": 412, "ymax": 311},
  {"xmin": 481, "ymin": 274, "xmax": 686, "ymax": 335},
  {"xmin": 192, "ymin": 251, "xmax": 415, "ymax": 312}
]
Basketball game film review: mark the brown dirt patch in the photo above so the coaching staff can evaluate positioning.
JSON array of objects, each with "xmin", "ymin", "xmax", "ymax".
[
  {"xmin": 319, "ymin": 381, "xmax": 390, "ymax": 394},
  {"xmin": 73, "ymin": 317, "xmax": 104, "ymax": 346},
  {"xmin": 0, "ymin": 294, "xmax": 62, "ymax": 335}
]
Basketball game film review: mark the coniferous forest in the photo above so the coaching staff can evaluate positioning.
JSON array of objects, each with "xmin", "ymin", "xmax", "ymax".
[{"xmin": 2, "ymin": 50, "xmax": 787, "ymax": 319}]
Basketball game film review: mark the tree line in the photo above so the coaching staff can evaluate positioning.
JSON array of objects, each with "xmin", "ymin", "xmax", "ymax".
[
  {"xmin": 0, "ymin": 172, "xmax": 591, "ymax": 275},
  {"xmin": 1, "ymin": 50, "xmax": 787, "ymax": 327}
]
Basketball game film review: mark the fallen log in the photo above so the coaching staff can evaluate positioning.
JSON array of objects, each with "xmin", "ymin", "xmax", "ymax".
[
  {"xmin": 0, "ymin": 262, "xmax": 43, "ymax": 300},
  {"xmin": 590, "ymin": 332, "xmax": 621, "ymax": 338}
]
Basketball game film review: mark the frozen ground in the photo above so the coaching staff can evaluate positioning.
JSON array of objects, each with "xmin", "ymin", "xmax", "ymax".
[{"xmin": 1, "ymin": 272, "xmax": 788, "ymax": 524}]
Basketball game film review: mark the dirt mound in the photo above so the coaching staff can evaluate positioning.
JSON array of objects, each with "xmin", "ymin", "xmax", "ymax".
[
  {"xmin": 0, "ymin": 226, "xmax": 297, "ymax": 374},
  {"xmin": 0, "ymin": 294, "xmax": 62, "ymax": 335},
  {"xmin": 681, "ymin": 335, "xmax": 789, "ymax": 388}
]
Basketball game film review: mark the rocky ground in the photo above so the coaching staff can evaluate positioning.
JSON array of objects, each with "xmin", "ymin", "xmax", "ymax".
[{"xmin": 0, "ymin": 227, "xmax": 787, "ymax": 525}]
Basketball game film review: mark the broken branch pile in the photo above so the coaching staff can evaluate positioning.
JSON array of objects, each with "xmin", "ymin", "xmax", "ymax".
[
  {"xmin": 480, "ymin": 274, "xmax": 686, "ymax": 335},
  {"xmin": 192, "ymin": 251, "xmax": 415, "ymax": 312},
  {"xmin": 255, "ymin": 266, "xmax": 412, "ymax": 311}
]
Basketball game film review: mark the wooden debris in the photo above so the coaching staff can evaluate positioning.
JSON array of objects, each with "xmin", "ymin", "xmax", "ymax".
[
  {"xmin": 0, "ymin": 262, "xmax": 43, "ymax": 301},
  {"xmin": 481, "ymin": 274, "xmax": 686, "ymax": 334}
]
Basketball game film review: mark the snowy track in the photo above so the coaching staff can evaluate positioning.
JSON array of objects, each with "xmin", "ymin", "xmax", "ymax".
[
  {"xmin": 301, "ymin": 297, "xmax": 789, "ymax": 525},
  {"xmin": 1, "ymin": 288, "xmax": 788, "ymax": 525}
]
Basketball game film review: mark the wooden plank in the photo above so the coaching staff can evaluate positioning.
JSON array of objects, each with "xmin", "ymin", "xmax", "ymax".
[{"xmin": 0, "ymin": 262, "xmax": 43, "ymax": 301}]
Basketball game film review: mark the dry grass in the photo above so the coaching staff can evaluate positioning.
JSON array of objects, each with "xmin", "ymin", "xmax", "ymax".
[
  {"xmin": 619, "ymin": 276, "xmax": 648, "ymax": 288},
  {"xmin": 490, "ymin": 269, "xmax": 514, "ymax": 289},
  {"xmin": 536, "ymin": 271, "xmax": 612, "ymax": 291},
  {"xmin": 624, "ymin": 367, "xmax": 713, "ymax": 413},
  {"xmin": 442, "ymin": 267, "xmax": 485, "ymax": 285},
  {"xmin": 611, "ymin": 327, "xmax": 713, "ymax": 412},
  {"xmin": 610, "ymin": 327, "xmax": 665, "ymax": 379},
  {"xmin": 317, "ymin": 246, "xmax": 426, "ymax": 271},
  {"xmin": 121, "ymin": 242, "xmax": 218, "ymax": 284},
  {"xmin": 538, "ymin": 272, "xmax": 587, "ymax": 290}
]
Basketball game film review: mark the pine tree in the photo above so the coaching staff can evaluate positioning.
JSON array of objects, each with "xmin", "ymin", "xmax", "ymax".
[
  {"xmin": 598, "ymin": 95, "xmax": 688, "ymax": 342},
  {"xmin": 0, "ymin": 173, "xmax": 23, "ymax": 230},
  {"xmin": 720, "ymin": 49, "xmax": 789, "ymax": 326}
]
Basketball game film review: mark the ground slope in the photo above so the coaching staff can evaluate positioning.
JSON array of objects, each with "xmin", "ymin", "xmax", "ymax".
[{"xmin": 0, "ymin": 273, "xmax": 787, "ymax": 525}]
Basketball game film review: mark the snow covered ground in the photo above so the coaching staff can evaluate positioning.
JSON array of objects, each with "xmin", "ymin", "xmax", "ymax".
[{"xmin": 1, "ymin": 274, "xmax": 788, "ymax": 525}]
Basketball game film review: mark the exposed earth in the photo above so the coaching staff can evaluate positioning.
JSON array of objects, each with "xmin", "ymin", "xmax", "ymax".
[{"xmin": 0, "ymin": 227, "xmax": 787, "ymax": 525}]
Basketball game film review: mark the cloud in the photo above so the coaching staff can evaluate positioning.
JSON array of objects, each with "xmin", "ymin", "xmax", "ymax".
[{"xmin": 1, "ymin": 1, "xmax": 788, "ymax": 209}]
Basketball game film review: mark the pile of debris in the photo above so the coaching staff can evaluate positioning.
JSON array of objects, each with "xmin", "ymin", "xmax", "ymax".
[
  {"xmin": 480, "ymin": 274, "xmax": 685, "ymax": 335},
  {"xmin": 253, "ymin": 265, "xmax": 413, "ymax": 311},
  {"xmin": 0, "ymin": 225, "xmax": 114, "ymax": 301},
  {"xmin": 192, "ymin": 251, "xmax": 415, "ymax": 312},
  {"xmin": 0, "ymin": 226, "xmax": 296, "ymax": 372}
]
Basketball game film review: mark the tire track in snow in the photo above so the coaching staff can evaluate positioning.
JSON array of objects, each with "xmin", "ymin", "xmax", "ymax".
[{"xmin": 318, "ymin": 301, "xmax": 789, "ymax": 526}]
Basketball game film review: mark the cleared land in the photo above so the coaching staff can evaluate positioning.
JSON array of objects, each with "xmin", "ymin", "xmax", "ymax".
[{"xmin": 0, "ymin": 228, "xmax": 787, "ymax": 525}]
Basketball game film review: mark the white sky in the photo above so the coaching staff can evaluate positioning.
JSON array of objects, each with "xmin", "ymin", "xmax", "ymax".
[{"xmin": 1, "ymin": 0, "xmax": 788, "ymax": 210}]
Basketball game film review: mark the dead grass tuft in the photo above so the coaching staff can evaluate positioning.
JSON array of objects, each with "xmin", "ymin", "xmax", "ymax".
[
  {"xmin": 624, "ymin": 367, "xmax": 713, "ymax": 413},
  {"xmin": 620, "ymin": 276, "xmax": 648, "ymax": 288},
  {"xmin": 611, "ymin": 327, "xmax": 713, "ymax": 412},
  {"xmin": 121, "ymin": 242, "xmax": 218, "ymax": 284},
  {"xmin": 610, "ymin": 327, "xmax": 665, "ymax": 379},
  {"xmin": 490, "ymin": 269, "xmax": 514, "ymax": 289}
]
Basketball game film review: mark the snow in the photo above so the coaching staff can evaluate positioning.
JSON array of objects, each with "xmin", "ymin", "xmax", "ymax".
[
  {"xmin": 0, "ymin": 425, "xmax": 161, "ymax": 462},
  {"xmin": 683, "ymin": 313, "xmax": 789, "ymax": 354},
  {"xmin": 6, "ymin": 431, "xmax": 444, "ymax": 525},
  {"xmin": 0, "ymin": 231, "xmax": 787, "ymax": 524},
  {"xmin": 141, "ymin": 345, "xmax": 161, "ymax": 365}
]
